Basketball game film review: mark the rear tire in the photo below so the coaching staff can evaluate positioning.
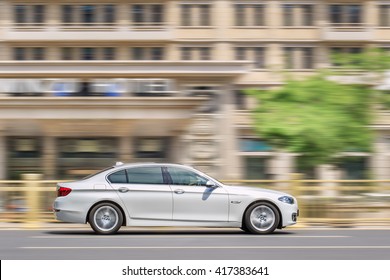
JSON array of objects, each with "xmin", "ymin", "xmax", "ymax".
[
  {"xmin": 89, "ymin": 202, "xmax": 123, "ymax": 234},
  {"xmin": 243, "ymin": 202, "xmax": 280, "ymax": 234}
]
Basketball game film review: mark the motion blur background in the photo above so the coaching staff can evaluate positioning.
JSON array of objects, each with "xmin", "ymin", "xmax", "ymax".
[{"xmin": 0, "ymin": 0, "xmax": 389, "ymax": 226}]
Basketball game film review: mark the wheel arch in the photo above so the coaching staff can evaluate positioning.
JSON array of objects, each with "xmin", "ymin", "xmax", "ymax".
[
  {"xmin": 86, "ymin": 200, "xmax": 127, "ymax": 226},
  {"xmin": 241, "ymin": 200, "xmax": 283, "ymax": 229}
]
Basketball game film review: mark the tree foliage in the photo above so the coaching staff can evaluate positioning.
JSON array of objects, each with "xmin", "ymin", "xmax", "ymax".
[{"xmin": 247, "ymin": 74, "xmax": 372, "ymax": 169}]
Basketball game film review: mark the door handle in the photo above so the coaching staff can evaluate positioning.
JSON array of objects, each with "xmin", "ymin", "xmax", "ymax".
[
  {"xmin": 118, "ymin": 187, "xmax": 129, "ymax": 193},
  {"xmin": 174, "ymin": 189, "xmax": 185, "ymax": 194}
]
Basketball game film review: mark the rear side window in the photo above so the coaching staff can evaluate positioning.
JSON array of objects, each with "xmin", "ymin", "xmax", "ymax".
[
  {"xmin": 127, "ymin": 167, "xmax": 164, "ymax": 184},
  {"xmin": 107, "ymin": 169, "xmax": 127, "ymax": 184}
]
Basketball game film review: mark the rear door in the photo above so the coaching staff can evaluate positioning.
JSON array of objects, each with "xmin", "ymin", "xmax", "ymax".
[{"xmin": 107, "ymin": 166, "xmax": 173, "ymax": 220}]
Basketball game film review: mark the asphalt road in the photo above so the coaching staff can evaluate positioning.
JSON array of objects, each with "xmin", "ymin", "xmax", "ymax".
[{"xmin": 1, "ymin": 227, "xmax": 390, "ymax": 260}]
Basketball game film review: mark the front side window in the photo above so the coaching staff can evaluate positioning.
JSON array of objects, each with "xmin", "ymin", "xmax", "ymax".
[
  {"xmin": 168, "ymin": 167, "xmax": 208, "ymax": 186},
  {"xmin": 127, "ymin": 167, "xmax": 164, "ymax": 184}
]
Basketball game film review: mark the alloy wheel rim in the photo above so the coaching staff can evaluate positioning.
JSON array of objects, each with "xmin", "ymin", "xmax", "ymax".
[
  {"xmin": 250, "ymin": 205, "xmax": 275, "ymax": 231},
  {"xmin": 93, "ymin": 206, "xmax": 119, "ymax": 231}
]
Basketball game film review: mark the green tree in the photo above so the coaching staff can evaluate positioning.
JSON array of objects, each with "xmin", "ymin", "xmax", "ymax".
[
  {"xmin": 331, "ymin": 48, "xmax": 390, "ymax": 108},
  {"xmin": 247, "ymin": 74, "xmax": 372, "ymax": 169}
]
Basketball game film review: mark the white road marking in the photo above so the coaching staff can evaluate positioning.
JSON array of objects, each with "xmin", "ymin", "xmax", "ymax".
[{"xmin": 20, "ymin": 245, "xmax": 390, "ymax": 249}]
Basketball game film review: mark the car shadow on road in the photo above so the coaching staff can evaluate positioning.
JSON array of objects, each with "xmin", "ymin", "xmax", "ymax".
[{"xmin": 44, "ymin": 229, "xmax": 296, "ymax": 236}]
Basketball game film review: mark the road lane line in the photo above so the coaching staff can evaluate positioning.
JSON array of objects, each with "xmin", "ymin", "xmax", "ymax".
[{"xmin": 20, "ymin": 245, "xmax": 390, "ymax": 249}]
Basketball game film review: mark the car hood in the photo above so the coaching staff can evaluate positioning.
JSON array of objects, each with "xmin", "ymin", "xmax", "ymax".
[{"xmin": 223, "ymin": 185, "xmax": 291, "ymax": 197}]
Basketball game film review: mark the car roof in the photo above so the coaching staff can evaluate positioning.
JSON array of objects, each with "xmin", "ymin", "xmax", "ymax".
[{"xmin": 112, "ymin": 162, "xmax": 194, "ymax": 169}]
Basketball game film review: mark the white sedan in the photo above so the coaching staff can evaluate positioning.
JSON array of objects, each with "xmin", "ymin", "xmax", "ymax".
[{"xmin": 53, "ymin": 162, "xmax": 298, "ymax": 234}]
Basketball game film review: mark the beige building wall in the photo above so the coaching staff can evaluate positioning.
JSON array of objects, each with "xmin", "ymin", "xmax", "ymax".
[{"xmin": 0, "ymin": 0, "xmax": 388, "ymax": 179}]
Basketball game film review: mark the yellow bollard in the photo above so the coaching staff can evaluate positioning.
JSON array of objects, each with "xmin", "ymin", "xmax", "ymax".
[{"xmin": 22, "ymin": 173, "xmax": 43, "ymax": 229}]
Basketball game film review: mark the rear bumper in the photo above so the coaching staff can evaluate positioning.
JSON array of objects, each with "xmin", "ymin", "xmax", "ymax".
[{"xmin": 53, "ymin": 200, "xmax": 86, "ymax": 224}]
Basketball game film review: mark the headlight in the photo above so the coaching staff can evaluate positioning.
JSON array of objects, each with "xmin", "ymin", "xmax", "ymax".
[{"xmin": 278, "ymin": 196, "xmax": 294, "ymax": 204}]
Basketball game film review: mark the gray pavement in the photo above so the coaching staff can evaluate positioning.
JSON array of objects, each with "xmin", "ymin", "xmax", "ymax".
[{"xmin": 1, "ymin": 225, "xmax": 390, "ymax": 260}]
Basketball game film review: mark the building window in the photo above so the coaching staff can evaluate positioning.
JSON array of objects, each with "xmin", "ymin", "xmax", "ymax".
[
  {"xmin": 151, "ymin": 47, "xmax": 164, "ymax": 60},
  {"xmin": 330, "ymin": 47, "xmax": 363, "ymax": 66},
  {"xmin": 103, "ymin": 47, "xmax": 115, "ymax": 60},
  {"xmin": 61, "ymin": 5, "xmax": 117, "ymax": 25},
  {"xmin": 234, "ymin": 3, "xmax": 265, "ymax": 26},
  {"xmin": 62, "ymin": 5, "xmax": 73, "ymax": 23},
  {"xmin": 81, "ymin": 48, "xmax": 96, "ymax": 60},
  {"xmin": 32, "ymin": 47, "xmax": 45, "ymax": 60},
  {"xmin": 7, "ymin": 137, "xmax": 42, "ymax": 179},
  {"xmin": 14, "ymin": 5, "xmax": 46, "ymax": 24},
  {"xmin": 329, "ymin": 4, "xmax": 362, "ymax": 25},
  {"xmin": 131, "ymin": 4, "xmax": 164, "ymax": 26},
  {"xmin": 244, "ymin": 157, "xmax": 271, "ymax": 179},
  {"xmin": 235, "ymin": 47, "xmax": 265, "ymax": 69},
  {"xmin": 103, "ymin": 4, "xmax": 116, "ymax": 23},
  {"xmin": 131, "ymin": 47, "xmax": 165, "ymax": 60},
  {"xmin": 180, "ymin": 46, "xmax": 212, "ymax": 60},
  {"xmin": 284, "ymin": 47, "xmax": 314, "ymax": 69},
  {"xmin": 180, "ymin": 4, "xmax": 211, "ymax": 26},
  {"xmin": 134, "ymin": 138, "xmax": 169, "ymax": 159},
  {"xmin": 282, "ymin": 4, "xmax": 314, "ymax": 26},
  {"xmin": 379, "ymin": 5, "xmax": 390, "ymax": 26},
  {"xmin": 13, "ymin": 47, "xmax": 46, "ymax": 60},
  {"xmin": 186, "ymin": 86, "xmax": 220, "ymax": 112},
  {"xmin": 81, "ymin": 5, "xmax": 96, "ymax": 23},
  {"xmin": 60, "ymin": 47, "xmax": 117, "ymax": 60},
  {"xmin": 61, "ymin": 47, "xmax": 73, "ymax": 60},
  {"xmin": 14, "ymin": 47, "xmax": 26, "ymax": 60}
]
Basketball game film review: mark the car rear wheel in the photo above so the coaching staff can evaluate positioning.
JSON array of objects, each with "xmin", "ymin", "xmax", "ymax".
[
  {"xmin": 89, "ymin": 203, "xmax": 123, "ymax": 234},
  {"xmin": 244, "ymin": 202, "xmax": 280, "ymax": 234}
]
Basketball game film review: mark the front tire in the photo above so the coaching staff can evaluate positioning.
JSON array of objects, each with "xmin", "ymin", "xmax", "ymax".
[
  {"xmin": 89, "ymin": 203, "xmax": 123, "ymax": 234},
  {"xmin": 243, "ymin": 202, "xmax": 280, "ymax": 234}
]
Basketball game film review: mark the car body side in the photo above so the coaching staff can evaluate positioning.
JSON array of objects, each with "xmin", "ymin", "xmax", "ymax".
[{"xmin": 54, "ymin": 164, "xmax": 298, "ymax": 229}]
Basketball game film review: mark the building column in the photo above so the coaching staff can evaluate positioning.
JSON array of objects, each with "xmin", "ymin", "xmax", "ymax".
[
  {"xmin": 219, "ymin": 84, "xmax": 240, "ymax": 180},
  {"xmin": 269, "ymin": 151, "xmax": 295, "ymax": 181},
  {"xmin": 371, "ymin": 133, "xmax": 389, "ymax": 180},
  {"xmin": 317, "ymin": 164, "xmax": 340, "ymax": 197},
  {"xmin": 119, "ymin": 136, "xmax": 132, "ymax": 163},
  {"xmin": 42, "ymin": 136, "xmax": 56, "ymax": 179},
  {"xmin": 0, "ymin": 133, "xmax": 6, "ymax": 179}
]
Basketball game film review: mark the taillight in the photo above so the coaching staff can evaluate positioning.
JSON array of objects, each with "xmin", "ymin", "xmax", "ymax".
[{"xmin": 58, "ymin": 187, "xmax": 72, "ymax": 197}]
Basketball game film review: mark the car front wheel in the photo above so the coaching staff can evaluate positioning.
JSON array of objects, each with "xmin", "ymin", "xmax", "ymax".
[
  {"xmin": 88, "ymin": 203, "xmax": 123, "ymax": 234},
  {"xmin": 244, "ymin": 202, "xmax": 280, "ymax": 234}
]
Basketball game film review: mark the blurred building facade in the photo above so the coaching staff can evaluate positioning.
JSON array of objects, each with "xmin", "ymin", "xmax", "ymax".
[{"xmin": 0, "ymin": 0, "xmax": 388, "ymax": 180}]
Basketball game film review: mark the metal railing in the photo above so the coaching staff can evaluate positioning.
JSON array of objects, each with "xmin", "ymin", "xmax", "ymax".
[{"xmin": 1, "ymin": 174, "xmax": 389, "ymax": 227}]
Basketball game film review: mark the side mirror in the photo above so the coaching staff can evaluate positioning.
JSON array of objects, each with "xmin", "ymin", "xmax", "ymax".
[{"xmin": 206, "ymin": 180, "xmax": 218, "ymax": 188}]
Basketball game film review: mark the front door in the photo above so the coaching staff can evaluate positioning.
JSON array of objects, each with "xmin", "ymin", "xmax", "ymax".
[{"xmin": 167, "ymin": 166, "xmax": 229, "ymax": 222}]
